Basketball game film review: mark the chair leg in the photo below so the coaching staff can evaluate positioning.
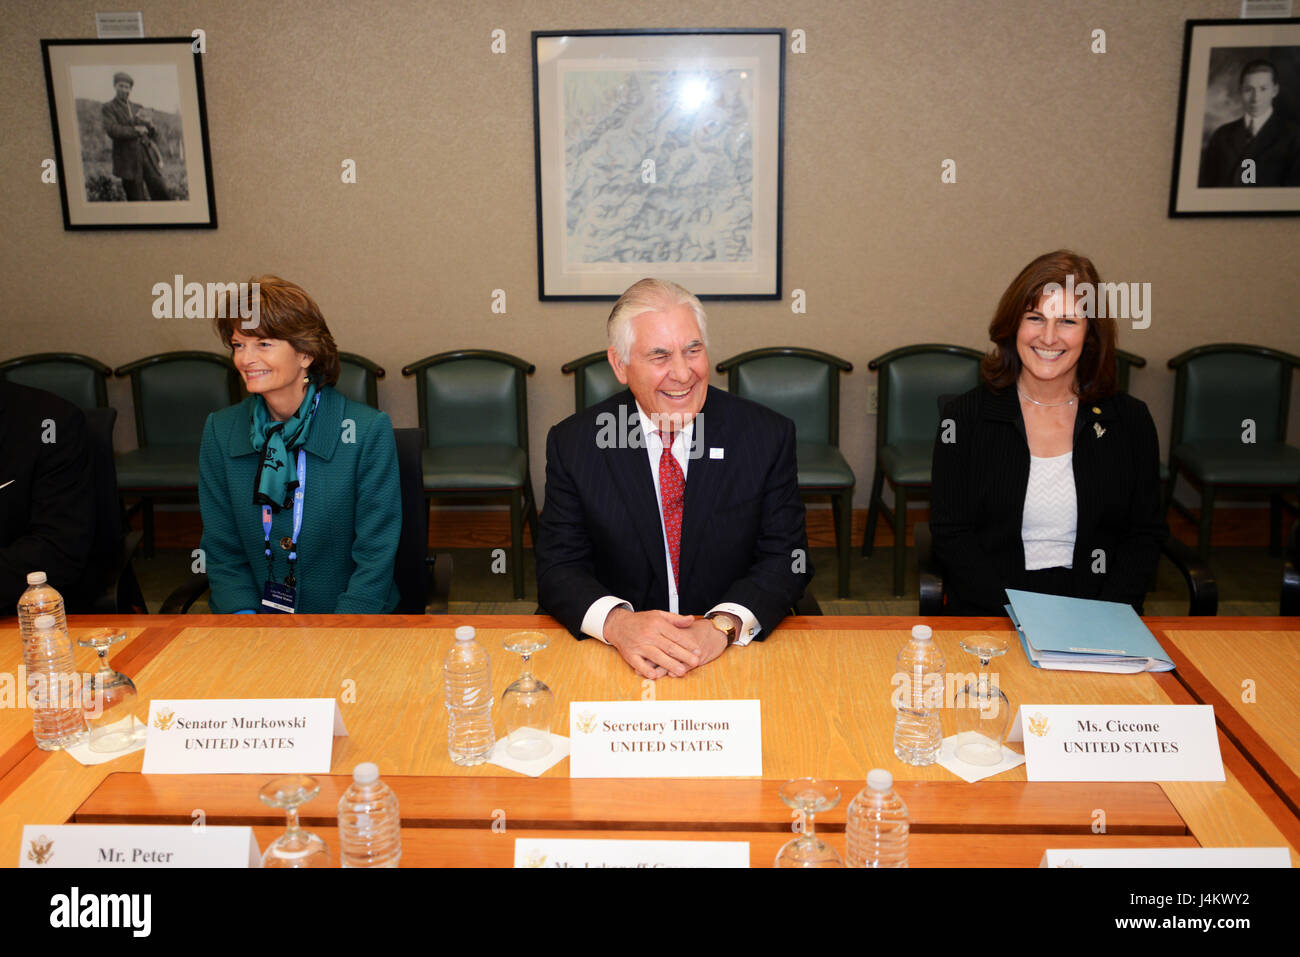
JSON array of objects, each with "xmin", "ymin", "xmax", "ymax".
[
  {"xmin": 142, "ymin": 497, "xmax": 155, "ymax": 558},
  {"xmin": 862, "ymin": 466, "xmax": 884, "ymax": 557},
  {"xmin": 836, "ymin": 488, "xmax": 852, "ymax": 599},
  {"xmin": 1270, "ymin": 493, "xmax": 1282, "ymax": 556},
  {"xmin": 1197, "ymin": 485, "xmax": 1215, "ymax": 560},
  {"xmin": 892, "ymin": 484, "xmax": 907, "ymax": 597},
  {"xmin": 510, "ymin": 489, "xmax": 525, "ymax": 600}
]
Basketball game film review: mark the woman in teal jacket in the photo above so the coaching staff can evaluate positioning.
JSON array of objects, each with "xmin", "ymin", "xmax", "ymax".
[{"xmin": 199, "ymin": 276, "xmax": 401, "ymax": 613}]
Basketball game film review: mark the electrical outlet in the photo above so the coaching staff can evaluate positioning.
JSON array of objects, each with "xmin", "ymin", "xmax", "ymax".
[{"xmin": 866, "ymin": 385, "xmax": 878, "ymax": 415}]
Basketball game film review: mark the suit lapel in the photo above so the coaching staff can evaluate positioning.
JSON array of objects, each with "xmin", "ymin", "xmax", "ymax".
[
  {"xmin": 678, "ymin": 388, "xmax": 728, "ymax": 587},
  {"xmin": 602, "ymin": 399, "xmax": 669, "ymax": 599}
]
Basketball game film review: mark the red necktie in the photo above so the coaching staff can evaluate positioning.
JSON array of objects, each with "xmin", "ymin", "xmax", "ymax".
[{"xmin": 658, "ymin": 430, "xmax": 684, "ymax": 588}]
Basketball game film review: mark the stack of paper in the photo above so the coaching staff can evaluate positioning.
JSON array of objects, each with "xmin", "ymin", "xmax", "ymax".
[{"xmin": 1005, "ymin": 589, "xmax": 1174, "ymax": 673}]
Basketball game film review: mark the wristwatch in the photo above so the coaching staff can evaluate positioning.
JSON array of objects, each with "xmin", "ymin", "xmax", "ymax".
[{"xmin": 707, "ymin": 612, "xmax": 738, "ymax": 645}]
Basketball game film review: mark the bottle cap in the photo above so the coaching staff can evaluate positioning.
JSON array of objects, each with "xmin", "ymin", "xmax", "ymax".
[
  {"xmin": 26, "ymin": 572, "xmax": 47, "ymax": 585},
  {"xmin": 33, "ymin": 614, "xmax": 57, "ymax": 632},
  {"xmin": 454, "ymin": 625, "xmax": 476, "ymax": 641},
  {"xmin": 353, "ymin": 762, "xmax": 379, "ymax": 784},
  {"xmin": 911, "ymin": 624, "xmax": 933, "ymax": 641},
  {"xmin": 867, "ymin": 769, "xmax": 893, "ymax": 791}
]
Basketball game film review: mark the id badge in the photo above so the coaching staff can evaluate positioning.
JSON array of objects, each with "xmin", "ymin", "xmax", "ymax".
[{"xmin": 261, "ymin": 580, "xmax": 297, "ymax": 614}]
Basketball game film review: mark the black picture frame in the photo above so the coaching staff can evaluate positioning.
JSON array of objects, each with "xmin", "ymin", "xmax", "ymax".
[
  {"xmin": 41, "ymin": 37, "xmax": 217, "ymax": 229},
  {"xmin": 1169, "ymin": 18, "xmax": 1300, "ymax": 217},
  {"xmin": 532, "ymin": 28, "xmax": 785, "ymax": 300}
]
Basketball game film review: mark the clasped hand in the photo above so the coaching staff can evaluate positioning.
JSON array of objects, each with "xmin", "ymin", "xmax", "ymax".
[{"xmin": 603, "ymin": 608, "xmax": 727, "ymax": 680}]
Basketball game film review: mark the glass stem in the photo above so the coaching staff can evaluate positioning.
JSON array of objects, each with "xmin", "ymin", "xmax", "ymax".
[
  {"xmin": 285, "ymin": 805, "xmax": 300, "ymax": 837},
  {"xmin": 804, "ymin": 811, "xmax": 816, "ymax": 842}
]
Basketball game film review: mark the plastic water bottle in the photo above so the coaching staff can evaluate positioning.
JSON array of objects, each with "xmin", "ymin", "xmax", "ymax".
[
  {"xmin": 22, "ymin": 614, "xmax": 88, "ymax": 750},
  {"xmin": 18, "ymin": 571, "xmax": 68, "ymax": 641},
  {"xmin": 846, "ymin": 769, "xmax": 910, "ymax": 867},
  {"xmin": 892, "ymin": 624, "xmax": 944, "ymax": 765},
  {"xmin": 337, "ymin": 762, "xmax": 402, "ymax": 868},
  {"xmin": 444, "ymin": 625, "xmax": 494, "ymax": 765}
]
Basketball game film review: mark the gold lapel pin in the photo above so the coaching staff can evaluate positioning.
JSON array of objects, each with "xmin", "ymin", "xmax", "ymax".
[{"xmin": 1093, "ymin": 422, "xmax": 1106, "ymax": 438}]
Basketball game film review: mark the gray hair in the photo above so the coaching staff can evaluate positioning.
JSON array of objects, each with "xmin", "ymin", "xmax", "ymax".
[{"xmin": 606, "ymin": 278, "xmax": 708, "ymax": 363}]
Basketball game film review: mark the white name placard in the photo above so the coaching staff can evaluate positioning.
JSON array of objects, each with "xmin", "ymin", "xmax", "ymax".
[
  {"xmin": 142, "ymin": 698, "xmax": 347, "ymax": 774},
  {"xmin": 1041, "ymin": 847, "xmax": 1291, "ymax": 868},
  {"xmin": 1012, "ymin": 705, "xmax": 1224, "ymax": 782},
  {"xmin": 514, "ymin": 838, "xmax": 749, "ymax": 868},
  {"xmin": 20, "ymin": 825, "xmax": 259, "ymax": 868},
  {"xmin": 568, "ymin": 699, "xmax": 761, "ymax": 778}
]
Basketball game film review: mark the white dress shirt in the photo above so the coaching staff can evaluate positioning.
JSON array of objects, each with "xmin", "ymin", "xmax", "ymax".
[
  {"xmin": 580, "ymin": 402, "xmax": 760, "ymax": 645},
  {"xmin": 1245, "ymin": 109, "xmax": 1273, "ymax": 138}
]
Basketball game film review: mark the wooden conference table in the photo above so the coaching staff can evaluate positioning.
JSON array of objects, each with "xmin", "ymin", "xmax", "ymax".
[{"xmin": 0, "ymin": 615, "xmax": 1296, "ymax": 867}]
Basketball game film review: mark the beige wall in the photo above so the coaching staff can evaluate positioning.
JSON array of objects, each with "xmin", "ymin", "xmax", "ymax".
[{"xmin": 2, "ymin": 0, "xmax": 1296, "ymax": 508}]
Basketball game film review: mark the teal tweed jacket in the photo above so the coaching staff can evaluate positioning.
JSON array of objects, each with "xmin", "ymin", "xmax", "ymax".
[{"xmin": 198, "ymin": 386, "xmax": 401, "ymax": 613}]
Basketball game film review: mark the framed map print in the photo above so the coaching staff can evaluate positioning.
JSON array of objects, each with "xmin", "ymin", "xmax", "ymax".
[{"xmin": 532, "ymin": 29, "xmax": 785, "ymax": 299}]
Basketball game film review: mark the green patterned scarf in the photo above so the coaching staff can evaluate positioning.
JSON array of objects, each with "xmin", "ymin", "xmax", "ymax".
[{"xmin": 250, "ymin": 380, "xmax": 320, "ymax": 509}]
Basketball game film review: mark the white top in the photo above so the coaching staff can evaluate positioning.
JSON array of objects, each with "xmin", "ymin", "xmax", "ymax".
[
  {"xmin": 1021, "ymin": 451, "xmax": 1077, "ymax": 570},
  {"xmin": 581, "ymin": 402, "xmax": 758, "ymax": 646}
]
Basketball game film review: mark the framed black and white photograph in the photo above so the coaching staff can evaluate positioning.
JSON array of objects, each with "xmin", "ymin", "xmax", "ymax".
[
  {"xmin": 532, "ymin": 29, "xmax": 784, "ymax": 299},
  {"xmin": 1170, "ymin": 18, "xmax": 1300, "ymax": 217},
  {"xmin": 41, "ymin": 38, "xmax": 217, "ymax": 229}
]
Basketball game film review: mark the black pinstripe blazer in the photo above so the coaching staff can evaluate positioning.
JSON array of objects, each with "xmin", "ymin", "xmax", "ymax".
[
  {"xmin": 536, "ymin": 386, "xmax": 812, "ymax": 639},
  {"xmin": 930, "ymin": 384, "xmax": 1168, "ymax": 615}
]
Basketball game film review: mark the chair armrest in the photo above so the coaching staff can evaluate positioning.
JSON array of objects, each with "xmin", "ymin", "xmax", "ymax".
[
  {"xmin": 161, "ymin": 574, "xmax": 211, "ymax": 614},
  {"xmin": 1161, "ymin": 537, "xmax": 1218, "ymax": 617},
  {"xmin": 1282, "ymin": 521, "xmax": 1300, "ymax": 616},
  {"xmin": 428, "ymin": 552, "xmax": 453, "ymax": 614},
  {"xmin": 793, "ymin": 592, "xmax": 822, "ymax": 616},
  {"xmin": 915, "ymin": 521, "xmax": 945, "ymax": 616}
]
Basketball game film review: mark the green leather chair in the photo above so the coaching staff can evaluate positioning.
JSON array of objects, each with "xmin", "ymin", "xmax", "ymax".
[
  {"xmin": 0, "ymin": 353, "xmax": 112, "ymax": 409},
  {"xmin": 114, "ymin": 351, "xmax": 242, "ymax": 556},
  {"xmin": 561, "ymin": 351, "xmax": 623, "ymax": 411},
  {"xmin": 716, "ymin": 348, "xmax": 855, "ymax": 598},
  {"xmin": 1115, "ymin": 349, "xmax": 1146, "ymax": 394},
  {"xmin": 336, "ymin": 352, "xmax": 385, "ymax": 408},
  {"xmin": 863, "ymin": 344, "xmax": 984, "ymax": 597},
  {"xmin": 1165, "ymin": 344, "xmax": 1300, "ymax": 558},
  {"xmin": 402, "ymin": 350, "xmax": 538, "ymax": 599}
]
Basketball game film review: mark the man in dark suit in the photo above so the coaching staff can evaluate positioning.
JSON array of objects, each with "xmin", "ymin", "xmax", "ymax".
[
  {"xmin": 100, "ymin": 71, "xmax": 170, "ymax": 201},
  {"xmin": 0, "ymin": 382, "xmax": 95, "ymax": 608},
  {"xmin": 536, "ymin": 278, "xmax": 812, "ymax": 679},
  {"xmin": 1198, "ymin": 59, "xmax": 1300, "ymax": 188}
]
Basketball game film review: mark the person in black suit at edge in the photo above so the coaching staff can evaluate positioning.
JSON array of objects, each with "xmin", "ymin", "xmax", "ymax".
[
  {"xmin": 0, "ymin": 382, "xmax": 95, "ymax": 608},
  {"xmin": 536, "ymin": 278, "xmax": 812, "ymax": 679},
  {"xmin": 930, "ymin": 250, "xmax": 1168, "ymax": 616}
]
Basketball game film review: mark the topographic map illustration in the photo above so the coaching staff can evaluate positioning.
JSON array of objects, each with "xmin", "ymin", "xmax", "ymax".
[{"xmin": 563, "ymin": 68, "xmax": 755, "ymax": 266}]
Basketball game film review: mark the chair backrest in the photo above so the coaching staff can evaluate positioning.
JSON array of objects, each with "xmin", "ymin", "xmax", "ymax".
[
  {"xmin": 1115, "ymin": 349, "xmax": 1146, "ymax": 394},
  {"xmin": 872, "ymin": 345, "xmax": 983, "ymax": 447},
  {"xmin": 405, "ymin": 351, "xmax": 532, "ymax": 449},
  {"xmin": 1171, "ymin": 345, "xmax": 1299, "ymax": 446},
  {"xmin": 392, "ymin": 427, "xmax": 429, "ymax": 614},
  {"xmin": 72, "ymin": 407, "xmax": 124, "ymax": 612},
  {"xmin": 0, "ymin": 353, "xmax": 111, "ymax": 410},
  {"xmin": 719, "ymin": 348, "xmax": 853, "ymax": 446},
  {"xmin": 116, "ymin": 352, "xmax": 240, "ymax": 448},
  {"xmin": 337, "ymin": 352, "xmax": 384, "ymax": 409},
  {"xmin": 562, "ymin": 351, "xmax": 622, "ymax": 411}
]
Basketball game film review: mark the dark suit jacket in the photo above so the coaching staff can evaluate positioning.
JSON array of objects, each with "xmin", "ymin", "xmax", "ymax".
[
  {"xmin": 1198, "ymin": 113, "xmax": 1300, "ymax": 188},
  {"xmin": 930, "ymin": 385, "xmax": 1168, "ymax": 615},
  {"xmin": 101, "ymin": 97, "xmax": 159, "ymax": 182},
  {"xmin": 0, "ymin": 382, "xmax": 95, "ymax": 608},
  {"xmin": 536, "ymin": 386, "xmax": 812, "ymax": 639}
]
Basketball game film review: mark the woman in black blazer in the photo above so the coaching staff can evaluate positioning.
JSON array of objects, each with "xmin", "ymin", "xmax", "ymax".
[{"xmin": 930, "ymin": 250, "xmax": 1168, "ymax": 615}]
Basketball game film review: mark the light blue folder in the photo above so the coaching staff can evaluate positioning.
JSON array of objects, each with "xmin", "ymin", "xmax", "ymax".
[{"xmin": 1005, "ymin": 589, "xmax": 1174, "ymax": 673}]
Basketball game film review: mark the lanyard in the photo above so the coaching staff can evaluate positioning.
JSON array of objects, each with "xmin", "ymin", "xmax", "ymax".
[{"xmin": 261, "ymin": 447, "xmax": 307, "ymax": 587}]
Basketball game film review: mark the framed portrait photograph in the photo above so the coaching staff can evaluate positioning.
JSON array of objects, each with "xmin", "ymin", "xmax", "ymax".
[
  {"xmin": 1170, "ymin": 18, "xmax": 1300, "ymax": 217},
  {"xmin": 41, "ymin": 38, "xmax": 217, "ymax": 229},
  {"xmin": 532, "ymin": 29, "xmax": 785, "ymax": 299}
]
